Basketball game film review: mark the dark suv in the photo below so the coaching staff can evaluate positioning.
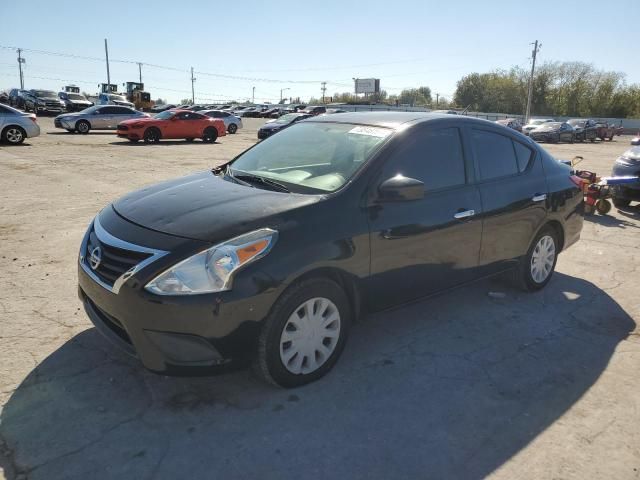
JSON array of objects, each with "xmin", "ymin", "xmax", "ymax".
[
  {"xmin": 8, "ymin": 89, "xmax": 28, "ymax": 109},
  {"xmin": 78, "ymin": 112, "xmax": 583, "ymax": 387},
  {"xmin": 302, "ymin": 105, "xmax": 327, "ymax": 116},
  {"xmin": 24, "ymin": 89, "xmax": 65, "ymax": 114}
]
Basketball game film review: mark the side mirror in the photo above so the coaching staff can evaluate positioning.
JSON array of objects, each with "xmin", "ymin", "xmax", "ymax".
[{"xmin": 378, "ymin": 175, "xmax": 424, "ymax": 202}]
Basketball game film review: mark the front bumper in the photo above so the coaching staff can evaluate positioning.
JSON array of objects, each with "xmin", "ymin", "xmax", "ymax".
[
  {"xmin": 77, "ymin": 210, "xmax": 276, "ymax": 375},
  {"xmin": 612, "ymin": 162, "xmax": 640, "ymax": 197}
]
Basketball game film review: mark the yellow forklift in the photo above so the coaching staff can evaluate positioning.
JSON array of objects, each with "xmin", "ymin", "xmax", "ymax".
[{"xmin": 124, "ymin": 82, "xmax": 154, "ymax": 111}]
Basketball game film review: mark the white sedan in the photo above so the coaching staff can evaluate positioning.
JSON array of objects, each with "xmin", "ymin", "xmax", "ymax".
[
  {"xmin": 200, "ymin": 110, "xmax": 243, "ymax": 134},
  {"xmin": 0, "ymin": 104, "xmax": 40, "ymax": 144}
]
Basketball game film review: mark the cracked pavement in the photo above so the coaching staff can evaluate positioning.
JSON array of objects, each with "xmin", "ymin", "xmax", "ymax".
[{"xmin": 0, "ymin": 119, "xmax": 639, "ymax": 479}]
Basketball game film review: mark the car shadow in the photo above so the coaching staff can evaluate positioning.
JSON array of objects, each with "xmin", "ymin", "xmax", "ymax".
[
  {"xmin": 584, "ymin": 211, "xmax": 640, "ymax": 228},
  {"xmin": 0, "ymin": 273, "xmax": 634, "ymax": 479},
  {"xmin": 0, "ymin": 142, "xmax": 34, "ymax": 147},
  {"xmin": 47, "ymin": 132, "xmax": 116, "ymax": 136},
  {"xmin": 109, "ymin": 140, "xmax": 219, "ymax": 146}
]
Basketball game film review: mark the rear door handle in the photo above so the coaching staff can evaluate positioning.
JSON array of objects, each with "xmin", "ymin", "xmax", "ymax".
[
  {"xmin": 532, "ymin": 193, "xmax": 547, "ymax": 202},
  {"xmin": 454, "ymin": 209, "xmax": 475, "ymax": 219}
]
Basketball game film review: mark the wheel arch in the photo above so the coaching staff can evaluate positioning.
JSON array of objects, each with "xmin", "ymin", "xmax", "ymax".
[
  {"xmin": 538, "ymin": 219, "xmax": 565, "ymax": 253},
  {"xmin": 284, "ymin": 267, "xmax": 364, "ymax": 322}
]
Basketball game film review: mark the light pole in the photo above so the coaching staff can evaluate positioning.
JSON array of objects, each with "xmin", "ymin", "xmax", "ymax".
[{"xmin": 280, "ymin": 88, "xmax": 290, "ymax": 103}]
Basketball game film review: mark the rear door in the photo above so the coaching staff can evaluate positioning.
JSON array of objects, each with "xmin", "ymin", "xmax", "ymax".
[
  {"xmin": 0, "ymin": 105, "xmax": 8, "ymax": 130},
  {"xmin": 111, "ymin": 107, "xmax": 137, "ymax": 127},
  {"xmin": 469, "ymin": 127, "xmax": 547, "ymax": 272},
  {"xmin": 367, "ymin": 124, "xmax": 483, "ymax": 309},
  {"xmin": 91, "ymin": 107, "xmax": 110, "ymax": 129}
]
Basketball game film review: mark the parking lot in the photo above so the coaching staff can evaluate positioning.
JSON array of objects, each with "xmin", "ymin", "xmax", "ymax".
[{"xmin": 0, "ymin": 117, "xmax": 639, "ymax": 479}]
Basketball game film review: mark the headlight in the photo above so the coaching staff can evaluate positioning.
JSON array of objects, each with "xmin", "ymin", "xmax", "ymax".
[{"xmin": 145, "ymin": 228, "xmax": 278, "ymax": 295}]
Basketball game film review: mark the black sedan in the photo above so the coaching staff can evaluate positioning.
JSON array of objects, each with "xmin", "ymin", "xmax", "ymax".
[
  {"xmin": 611, "ymin": 147, "xmax": 640, "ymax": 208},
  {"xmin": 257, "ymin": 112, "xmax": 312, "ymax": 139},
  {"xmin": 78, "ymin": 112, "xmax": 583, "ymax": 388},
  {"xmin": 529, "ymin": 122, "xmax": 575, "ymax": 143}
]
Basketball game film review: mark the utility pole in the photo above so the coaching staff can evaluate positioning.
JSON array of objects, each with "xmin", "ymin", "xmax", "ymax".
[
  {"xmin": 104, "ymin": 39, "xmax": 111, "ymax": 85},
  {"xmin": 17, "ymin": 48, "xmax": 25, "ymax": 89},
  {"xmin": 137, "ymin": 62, "xmax": 143, "ymax": 84},
  {"xmin": 252, "ymin": 86, "xmax": 255, "ymax": 104},
  {"xmin": 280, "ymin": 88, "xmax": 290, "ymax": 103},
  {"xmin": 525, "ymin": 40, "xmax": 541, "ymax": 124},
  {"xmin": 190, "ymin": 67, "xmax": 196, "ymax": 104},
  {"xmin": 436, "ymin": 93, "xmax": 439, "ymax": 107},
  {"xmin": 321, "ymin": 82, "xmax": 327, "ymax": 103}
]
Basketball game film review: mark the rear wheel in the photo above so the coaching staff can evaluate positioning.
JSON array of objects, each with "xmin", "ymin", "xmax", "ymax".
[
  {"xmin": 76, "ymin": 120, "xmax": 90, "ymax": 134},
  {"xmin": 202, "ymin": 127, "xmax": 218, "ymax": 143},
  {"xmin": 228, "ymin": 123, "xmax": 238, "ymax": 134},
  {"xmin": 143, "ymin": 127, "xmax": 161, "ymax": 143},
  {"xmin": 254, "ymin": 277, "xmax": 351, "ymax": 388},
  {"xmin": 516, "ymin": 226, "xmax": 558, "ymax": 291},
  {"xmin": 2, "ymin": 126, "xmax": 26, "ymax": 144}
]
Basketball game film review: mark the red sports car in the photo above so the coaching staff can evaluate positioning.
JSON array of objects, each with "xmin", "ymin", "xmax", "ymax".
[{"xmin": 116, "ymin": 109, "xmax": 226, "ymax": 143}]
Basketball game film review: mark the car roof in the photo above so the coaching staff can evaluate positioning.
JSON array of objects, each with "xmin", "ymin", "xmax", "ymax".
[{"xmin": 304, "ymin": 111, "xmax": 496, "ymax": 130}]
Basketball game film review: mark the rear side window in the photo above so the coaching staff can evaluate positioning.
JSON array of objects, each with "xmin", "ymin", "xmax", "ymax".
[
  {"xmin": 388, "ymin": 127, "xmax": 466, "ymax": 191},
  {"xmin": 471, "ymin": 129, "xmax": 519, "ymax": 180},
  {"xmin": 513, "ymin": 141, "xmax": 534, "ymax": 172}
]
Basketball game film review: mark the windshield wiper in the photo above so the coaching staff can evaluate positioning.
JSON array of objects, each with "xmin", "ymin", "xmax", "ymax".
[{"xmin": 232, "ymin": 172, "xmax": 290, "ymax": 193}]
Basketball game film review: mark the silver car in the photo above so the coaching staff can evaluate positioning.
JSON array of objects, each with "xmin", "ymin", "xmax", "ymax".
[
  {"xmin": 200, "ymin": 110, "xmax": 243, "ymax": 134},
  {"xmin": 54, "ymin": 105, "xmax": 148, "ymax": 133},
  {"xmin": 0, "ymin": 103, "xmax": 40, "ymax": 144}
]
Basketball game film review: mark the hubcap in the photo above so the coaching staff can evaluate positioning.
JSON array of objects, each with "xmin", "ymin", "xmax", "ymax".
[
  {"xmin": 530, "ymin": 235, "xmax": 556, "ymax": 283},
  {"xmin": 6, "ymin": 128, "xmax": 23, "ymax": 143},
  {"xmin": 279, "ymin": 297, "xmax": 341, "ymax": 375},
  {"xmin": 78, "ymin": 123, "xmax": 88, "ymax": 133}
]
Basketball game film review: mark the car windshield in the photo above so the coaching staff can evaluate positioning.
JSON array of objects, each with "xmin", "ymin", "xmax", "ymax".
[
  {"xmin": 542, "ymin": 122, "xmax": 562, "ymax": 128},
  {"xmin": 568, "ymin": 120, "xmax": 585, "ymax": 127},
  {"xmin": 33, "ymin": 90, "xmax": 57, "ymax": 97},
  {"xmin": 67, "ymin": 94, "xmax": 86, "ymax": 100},
  {"xmin": 109, "ymin": 94, "xmax": 126, "ymax": 101},
  {"xmin": 154, "ymin": 111, "xmax": 175, "ymax": 120},
  {"xmin": 229, "ymin": 122, "xmax": 392, "ymax": 193}
]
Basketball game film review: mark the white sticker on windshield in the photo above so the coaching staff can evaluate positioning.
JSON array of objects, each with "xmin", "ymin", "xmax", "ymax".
[{"xmin": 348, "ymin": 126, "xmax": 391, "ymax": 138}]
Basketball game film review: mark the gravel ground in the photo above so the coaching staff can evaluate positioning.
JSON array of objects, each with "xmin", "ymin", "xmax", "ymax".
[{"xmin": 0, "ymin": 117, "xmax": 639, "ymax": 480}]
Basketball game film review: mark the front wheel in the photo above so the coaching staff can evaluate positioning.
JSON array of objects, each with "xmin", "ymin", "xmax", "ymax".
[
  {"xmin": 76, "ymin": 120, "xmax": 90, "ymax": 134},
  {"xmin": 254, "ymin": 277, "xmax": 351, "ymax": 388},
  {"xmin": 143, "ymin": 128, "xmax": 161, "ymax": 143},
  {"xmin": 596, "ymin": 199, "xmax": 611, "ymax": 215},
  {"xmin": 516, "ymin": 227, "xmax": 558, "ymax": 291},
  {"xmin": 613, "ymin": 197, "xmax": 630, "ymax": 208},
  {"xmin": 202, "ymin": 127, "xmax": 218, "ymax": 143}
]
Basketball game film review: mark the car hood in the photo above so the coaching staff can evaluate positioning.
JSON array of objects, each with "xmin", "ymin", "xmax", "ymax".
[
  {"xmin": 37, "ymin": 96, "xmax": 61, "ymax": 102},
  {"xmin": 119, "ymin": 116, "xmax": 157, "ymax": 125},
  {"xmin": 69, "ymin": 99, "xmax": 92, "ymax": 104},
  {"xmin": 112, "ymin": 171, "xmax": 321, "ymax": 242},
  {"xmin": 260, "ymin": 122, "xmax": 286, "ymax": 131}
]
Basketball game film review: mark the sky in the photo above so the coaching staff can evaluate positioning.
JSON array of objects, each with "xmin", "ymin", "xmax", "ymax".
[{"xmin": 1, "ymin": 0, "xmax": 638, "ymax": 104}]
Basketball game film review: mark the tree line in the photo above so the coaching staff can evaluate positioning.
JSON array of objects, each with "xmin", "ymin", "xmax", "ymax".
[{"xmin": 310, "ymin": 61, "xmax": 640, "ymax": 118}]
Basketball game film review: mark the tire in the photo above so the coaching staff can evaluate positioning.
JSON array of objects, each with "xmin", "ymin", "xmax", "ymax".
[
  {"xmin": 596, "ymin": 199, "xmax": 611, "ymax": 215},
  {"xmin": 254, "ymin": 277, "xmax": 351, "ymax": 388},
  {"xmin": 612, "ymin": 197, "xmax": 630, "ymax": 208},
  {"xmin": 228, "ymin": 123, "xmax": 238, "ymax": 134},
  {"xmin": 569, "ymin": 134, "xmax": 574, "ymax": 144},
  {"xmin": 202, "ymin": 127, "xmax": 218, "ymax": 143},
  {"xmin": 516, "ymin": 226, "xmax": 559, "ymax": 292},
  {"xmin": 143, "ymin": 127, "xmax": 161, "ymax": 143},
  {"xmin": 76, "ymin": 120, "xmax": 91, "ymax": 134},
  {"xmin": 2, "ymin": 126, "xmax": 26, "ymax": 144},
  {"xmin": 609, "ymin": 135, "xmax": 614, "ymax": 141}
]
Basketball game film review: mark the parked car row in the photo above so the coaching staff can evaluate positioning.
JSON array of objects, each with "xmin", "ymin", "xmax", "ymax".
[
  {"xmin": 515, "ymin": 117, "xmax": 624, "ymax": 144},
  {"xmin": 2, "ymin": 88, "xmax": 94, "ymax": 114}
]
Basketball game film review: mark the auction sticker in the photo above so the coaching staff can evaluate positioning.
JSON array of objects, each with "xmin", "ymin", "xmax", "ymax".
[{"xmin": 348, "ymin": 126, "xmax": 391, "ymax": 138}]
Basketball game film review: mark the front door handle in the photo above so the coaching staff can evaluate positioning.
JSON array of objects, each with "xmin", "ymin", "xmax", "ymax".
[
  {"xmin": 454, "ymin": 209, "xmax": 475, "ymax": 219},
  {"xmin": 532, "ymin": 193, "xmax": 547, "ymax": 202}
]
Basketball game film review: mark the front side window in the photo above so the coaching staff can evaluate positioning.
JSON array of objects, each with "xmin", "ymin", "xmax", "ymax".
[
  {"xmin": 471, "ymin": 129, "xmax": 519, "ymax": 180},
  {"xmin": 386, "ymin": 127, "xmax": 466, "ymax": 191},
  {"xmin": 230, "ymin": 122, "xmax": 392, "ymax": 193}
]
